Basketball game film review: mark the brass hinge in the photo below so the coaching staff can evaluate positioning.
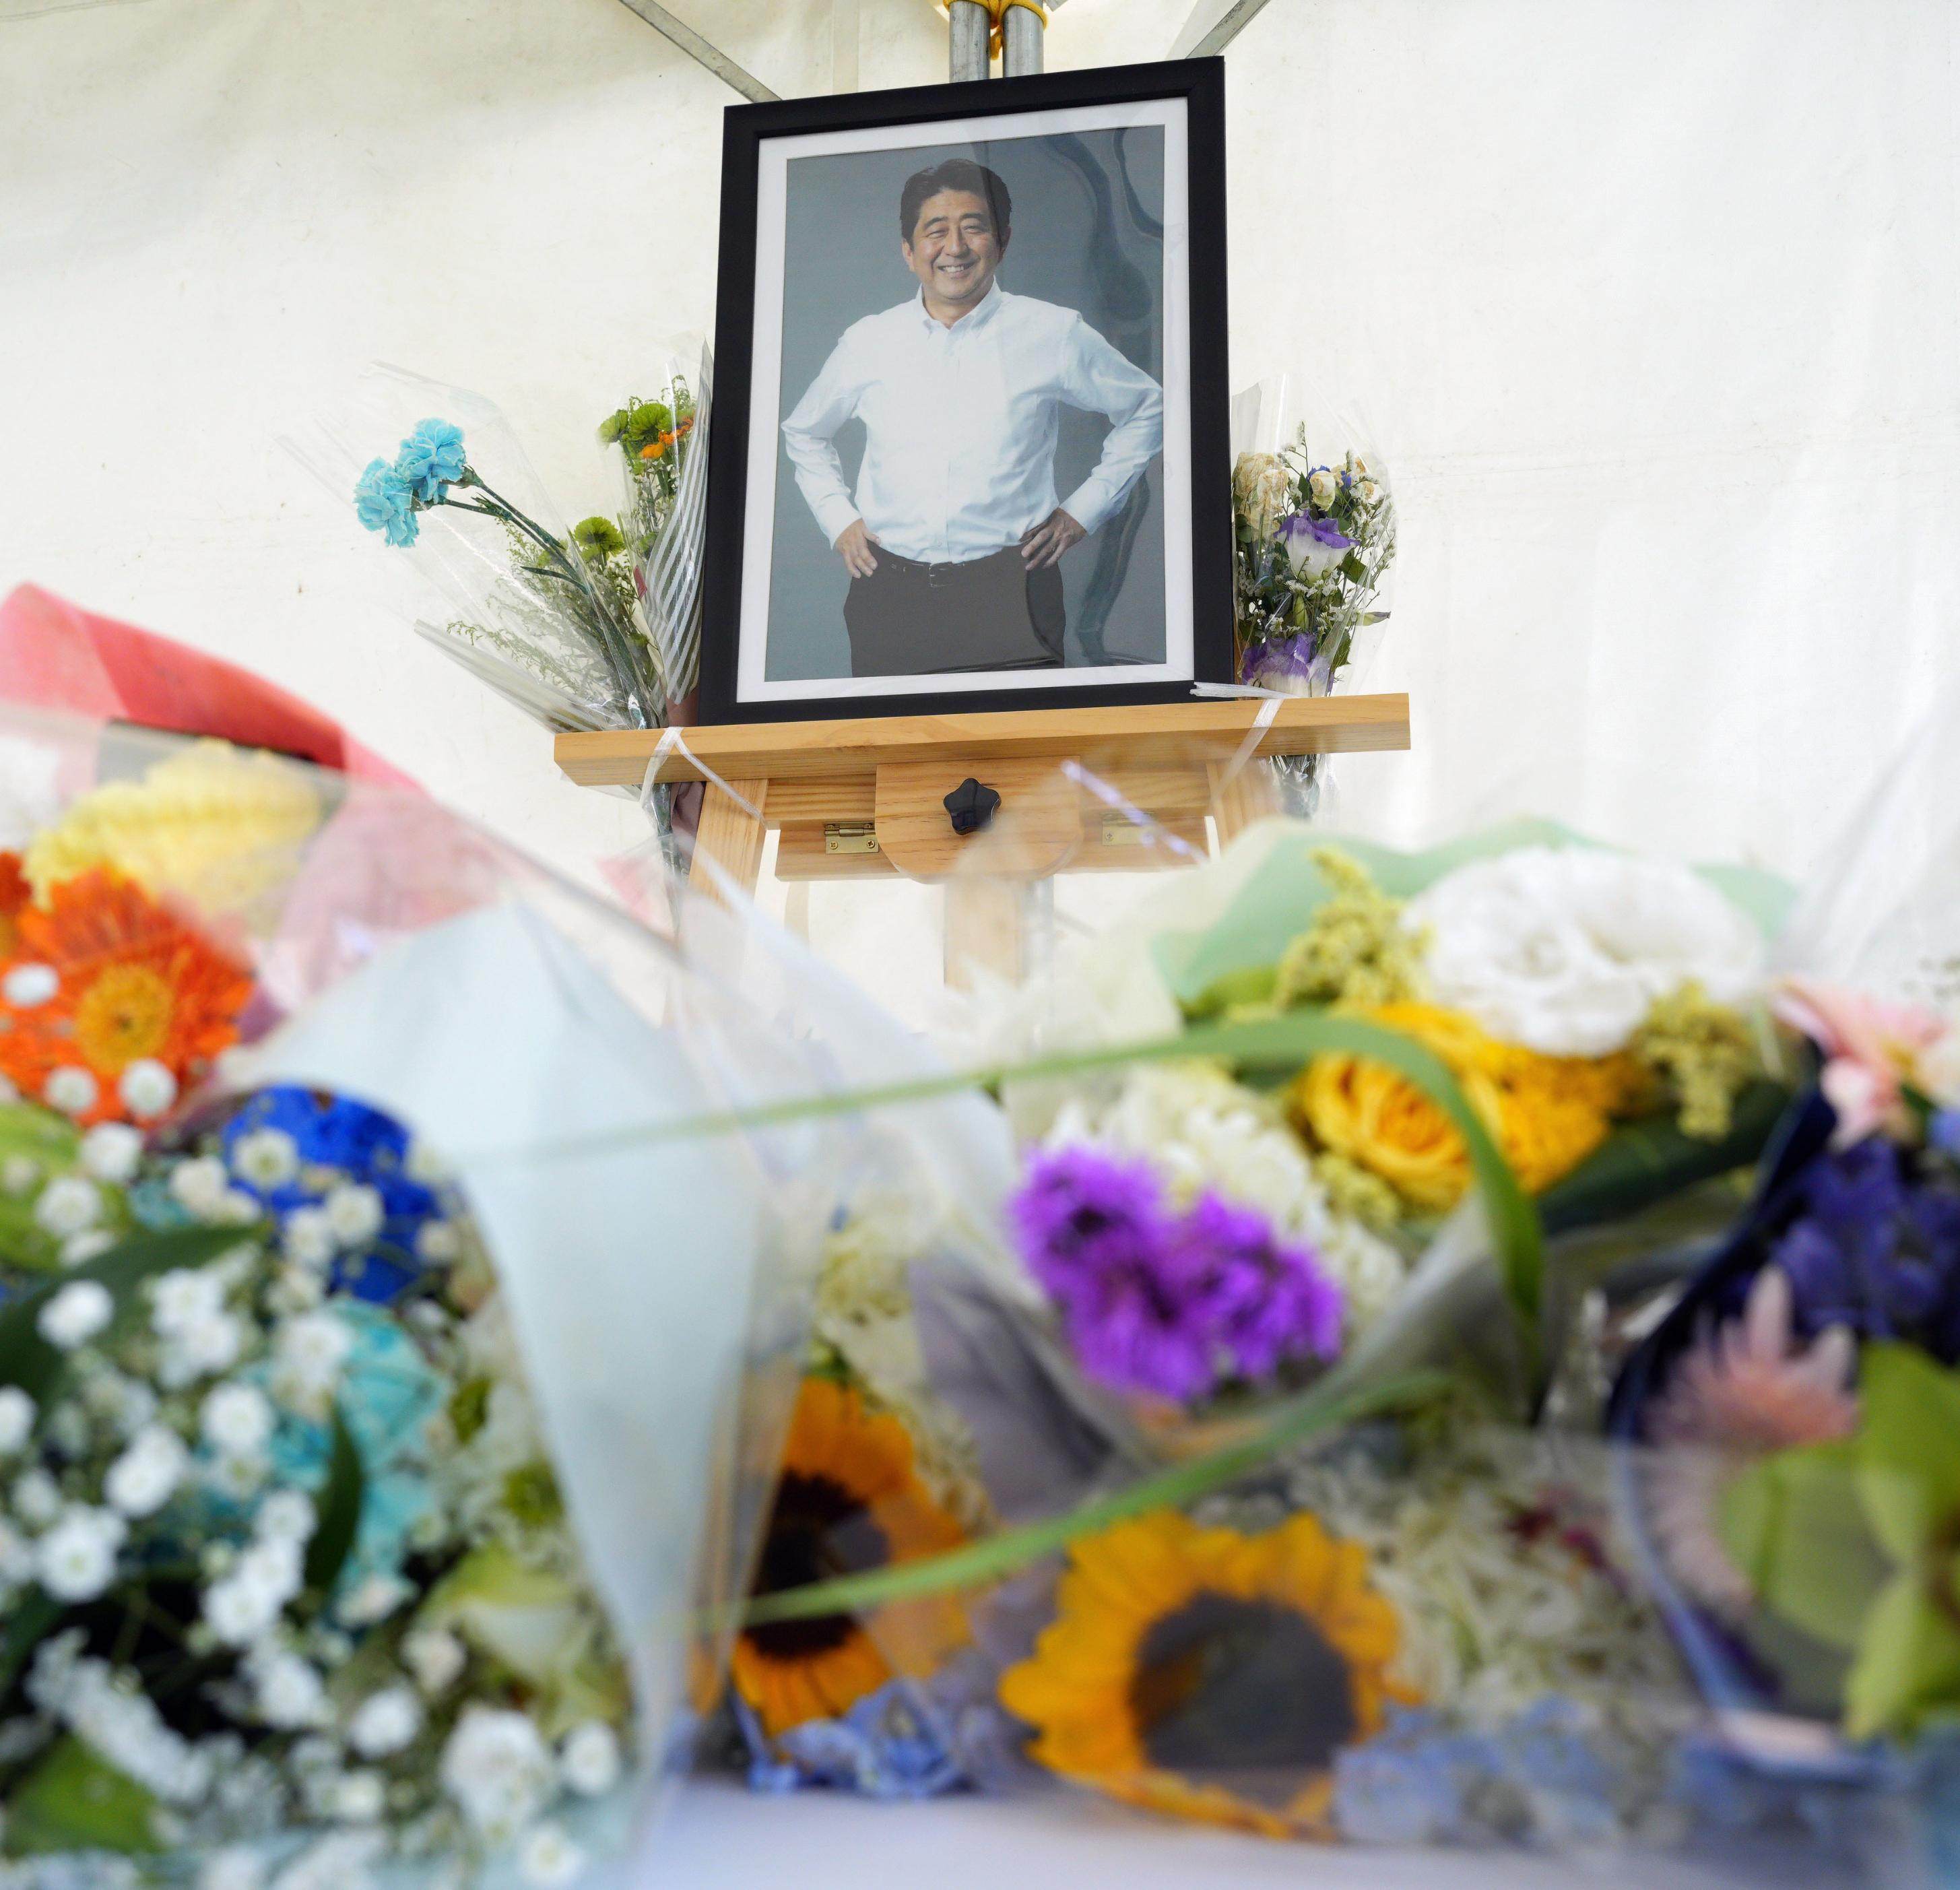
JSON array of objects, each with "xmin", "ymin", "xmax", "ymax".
[
  {"xmin": 824, "ymin": 822, "xmax": 880, "ymax": 856},
  {"xmin": 1099, "ymin": 813, "xmax": 1148, "ymax": 847}
]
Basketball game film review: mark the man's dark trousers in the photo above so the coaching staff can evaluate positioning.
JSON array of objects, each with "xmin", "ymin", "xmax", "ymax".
[{"xmin": 844, "ymin": 545, "xmax": 1065, "ymax": 677}]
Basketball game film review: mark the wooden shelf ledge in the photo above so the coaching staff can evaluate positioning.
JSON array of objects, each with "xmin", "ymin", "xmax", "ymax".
[{"xmin": 554, "ymin": 693, "xmax": 1410, "ymax": 789}]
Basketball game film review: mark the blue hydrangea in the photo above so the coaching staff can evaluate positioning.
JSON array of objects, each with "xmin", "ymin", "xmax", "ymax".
[
  {"xmin": 354, "ymin": 457, "xmax": 418, "ymax": 547},
  {"xmin": 393, "ymin": 418, "xmax": 467, "ymax": 504},
  {"xmin": 742, "ymin": 1683, "xmax": 967, "ymax": 1800}
]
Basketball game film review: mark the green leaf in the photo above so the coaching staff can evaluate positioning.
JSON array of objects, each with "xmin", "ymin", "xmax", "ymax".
[
  {"xmin": 737, "ymin": 1364, "xmax": 1456, "ymax": 1633},
  {"xmin": 1720, "ymin": 1439, "xmax": 1891, "ymax": 1652},
  {"xmin": 303, "ymin": 1406, "xmax": 366, "ymax": 1601},
  {"xmin": 525, "ymin": 1010, "xmax": 1544, "ymax": 1371},
  {"xmin": 1538, "ymin": 1080, "xmax": 1793, "ymax": 1235},
  {"xmin": 1856, "ymin": 1344, "xmax": 1960, "ymax": 1565},
  {"xmin": 0, "ymin": 1223, "xmax": 251, "ymax": 1402},
  {"xmin": 1844, "ymin": 1572, "xmax": 1960, "ymax": 1740},
  {"xmin": 0, "ymin": 1589, "xmax": 61, "ymax": 1701},
  {"xmin": 3, "ymin": 1737, "xmax": 163, "ymax": 1857}
]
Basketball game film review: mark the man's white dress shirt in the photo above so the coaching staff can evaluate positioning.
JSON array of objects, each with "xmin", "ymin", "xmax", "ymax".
[{"xmin": 781, "ymin": 282, "xmax": 1165, "ymax": 566}]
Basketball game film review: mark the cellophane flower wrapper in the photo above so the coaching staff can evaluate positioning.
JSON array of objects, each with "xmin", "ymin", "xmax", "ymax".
[
  {"xmin": 286, "ymin": 366, "xmax": 665, "ymax": 736},
  {"xmin": 1229, "ymin": 377, "xmax": 1398, "ymax": 819},
  {"xmin": 0, "ymin": 702, "xmax": 962, "ymax": 1887},
  {"xmin": 698, "ymin": 772, "xmax": 1953, "ymax": 1877}
]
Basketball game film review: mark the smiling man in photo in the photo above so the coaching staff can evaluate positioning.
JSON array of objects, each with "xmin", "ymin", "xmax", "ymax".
[{"xmin": 780, "ymin": 157, "xmax": 1165, "ymax": 678}]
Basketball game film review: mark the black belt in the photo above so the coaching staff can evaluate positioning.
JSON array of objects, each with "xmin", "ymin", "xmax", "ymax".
[{"xmin": 870, "ymin": 546, "xmax": 1019, "ymax": 587}]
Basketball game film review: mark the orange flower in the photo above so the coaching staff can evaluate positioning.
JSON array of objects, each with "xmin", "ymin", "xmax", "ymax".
[
  {"xmin": 639, "ymin": 436, "xmax": 670, "ymax": 462},
  {"xmin": 732, "ymin": 1377, "xmax": 966, "ymax": 1738},
  {"xmin": 0, "ymin": 853, "xmax": 28, "ymax": 958},
  {"xmin": 0, "ymin": 870, "xmax": 253, "ymax": 1123}
]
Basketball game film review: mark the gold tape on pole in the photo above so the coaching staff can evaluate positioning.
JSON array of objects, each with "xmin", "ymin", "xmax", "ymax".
[{"xmin": 936, "ymin": 0, "xmax": 1048, "ymax": 57}]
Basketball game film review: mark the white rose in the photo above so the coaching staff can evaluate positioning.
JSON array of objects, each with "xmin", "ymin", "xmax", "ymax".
[
  {"xmin": 0, "ymin": 1388, "xmax": 35, "ymax": 1455},
  {"xmin": 323, "ymin": 1184, "xmax": 385, "ymax": 1248},
  {"xmin": 119, "ymin": 1060, "xmax": 177, "ymax": 1119},
  {"xmin": 43, "ymin": 1068, "xmax": 98, "ymax": 1118},
  {"xmin": 104, "ymin": 1426, "xmax": 189, "ymax": 1518},
  {"xmin": 1307, "ymin": 467, "xmax": 1340, "ymax": 507},
  {"xmin": 230, "ymin": 1130, "xmax": 299, "ymax": 1192},
  {"xmin": 558, "ymin": 1720, "xmax": 622, "ymax": 1797},
  {"xmin": 38, "ymin": 1280, "xmax": 113, "ymax": 1350},
  {"xmin": 348, "ymin": 1686, "xmax": 423, "ymax": 1758},
  {"xmin": 35, "ymin": 1507, "xmax": 126, "ymax": 1601},
  {"xmin": 79, "ymin": 1123, "xmax": 143, "ymax": 1184},
  {"xmin": 32, "ymin": 1176, "xmax": 102, "ymax": 1239},
  {"xmin": 201, "ymin": 1385, "xmax": 275, "ymax": 1458},
  {"xmin": 1404, "ymin": 845, "xmax": 1767, "ymax": 1057}
]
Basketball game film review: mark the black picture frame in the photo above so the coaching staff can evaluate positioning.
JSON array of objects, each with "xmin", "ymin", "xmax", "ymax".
[{"xmin": 698, "ymin": 57, "xmax": 1233, "ymax": 725}]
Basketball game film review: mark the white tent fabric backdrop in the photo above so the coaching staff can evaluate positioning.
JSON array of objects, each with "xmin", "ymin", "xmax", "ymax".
[{"xmin": 2, "ymin": 0, "xmax": 1952, "ymax": 1879}]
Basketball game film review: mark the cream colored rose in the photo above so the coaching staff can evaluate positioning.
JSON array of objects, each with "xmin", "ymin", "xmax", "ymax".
[
  {"xmin": 1357, "ymin": 479, "xmax": 1382, "ymax": 507},
  {"xmin": 1307, "ymin": 468, "xmax": 1340, "ymax": 509},
  {"xmin": 1231, "ymin": 452, "xmax": 1291, "ymax": 540}
]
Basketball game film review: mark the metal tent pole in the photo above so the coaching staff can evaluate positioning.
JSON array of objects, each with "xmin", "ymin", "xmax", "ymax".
[
  {"xmin": 1001, "ymin": 3, "xmax": 1045, "ymax": 74},
  {"xmin": 948, "ymin": 0, "xmax": 991, "ymax": 79}
]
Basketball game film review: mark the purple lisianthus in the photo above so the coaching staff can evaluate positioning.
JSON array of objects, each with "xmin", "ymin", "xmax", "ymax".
[
  {"xmin": 1769, "ymin": 1135, "xmax": 1960, "ymax": 1362},
  {"xmin": 1239, "ymin": 632, "xmax": 1332, "ymax": 694},
  {"xmin": 1275, "ymin": 509, "xmax": 1354, "ymax": 578},
  {"xmin": 1010, "ymin": 1148, "xmax": 1344, "ymax": 1403}
]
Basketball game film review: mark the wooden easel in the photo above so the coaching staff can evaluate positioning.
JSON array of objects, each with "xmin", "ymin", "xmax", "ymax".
[{"xmin": 554, "ymin": 692, "xmax": 1408, "ymax": 985}]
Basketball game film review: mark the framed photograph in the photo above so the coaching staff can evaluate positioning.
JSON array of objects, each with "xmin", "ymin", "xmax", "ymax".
[{"xmin": 699, "ymin": 59, "xmax": 1232, "ymax": 725}]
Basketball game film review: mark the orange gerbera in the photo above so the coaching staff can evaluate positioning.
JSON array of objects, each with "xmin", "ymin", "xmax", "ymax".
[
  {"xmin": 0, "ymin": 853, "xmax": 28, "ymax": 958},
  {"xmin": 732, "ymin": 1377, "xmax": 967, "ymax": 1738},
  {"xmin": 0, "ymin": 869, "xmax": 253, "ymax": 1123}
]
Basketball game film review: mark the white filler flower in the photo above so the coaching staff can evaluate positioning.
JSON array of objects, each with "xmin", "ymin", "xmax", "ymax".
[
  {"xmin": 119, "ymin": 1059, "xmax": 177, "ymax": 1119},
  {"xmin": 518, "ymin": 1824, "xmax": 586, "ymax": 1889},
  {"xmin": 440, "ymin": 1707, "xmax": 554, "ymax": 1837},
  {"xmin": 38, "ymin": 1280, "xmax": 114, "ymax": 1350},
  {"xmin": 201, "ymin": 1384, "xmax": 275, "ymax": 1458},
  {"xmin": 1404, "ymin": 845, "xmax": 1766, "ymax": 1057},
  {"xmin": 104, "ymin": 1426, "xmax": 189, "ymax": 1518},
  {"xmin": 348, "ymin": 1686, "xmax": 423, "ymax": 1757},
  {"xmin": 34, "ymin": 1175, "xmax": 102, "ymax": 1238},
  {"xmin": 0, "ymin": 1388, "xmax": 35, "ymax": 1456},
  {"xmin": 323, "ymin": 1183, "xmax": 385, "ymax": 1248},
  {"xmin": 558, "ymin": 1720, "xmax": 622, "ymax": 1797},
  {"xmin": 35, "ymin": 1507, "xmax": 127, "ymax": 1600},
  {"xmin": 79, "ymin": 1122, "xmax": 144, "ymax": 1184},
  {"xmin": 230, "ymin": 1128, "xmax": 299, "ymax": 1191}
]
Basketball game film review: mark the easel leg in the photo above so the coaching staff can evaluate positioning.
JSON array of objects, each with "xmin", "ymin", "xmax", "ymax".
[
  {"xmin": 944, "ymin": 877, "xmax": 1027, "ymax": 991},
  {"xmin": 688, "ymin": 779, "xmax": 770, "ymax": 905},
  {"xmin": 1206, "ymin": 760, "xmax": 1279, "ymax": 853}
]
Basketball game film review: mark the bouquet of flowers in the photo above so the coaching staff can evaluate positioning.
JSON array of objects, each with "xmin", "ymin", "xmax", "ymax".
[
  {"xmin": 1231, "ymin": 433, "xmax": 1396, "ymax": 814},
  {"xmin": 0, "ymin": 684, "xmax": 886, "ymax": 1888},
  {"xmin": 687, "ymin": 800, "xmax": 1960, "ymax": 1880}
]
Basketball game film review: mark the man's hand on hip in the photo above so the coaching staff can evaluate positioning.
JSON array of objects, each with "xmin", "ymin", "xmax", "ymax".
[
  {"xmin": 835, "ymin": 519, "xmax": 880, "ymax": 579},
  {"xmin": 1020, "ymin": 508, "xmax": 1086, "ymax": 570}
]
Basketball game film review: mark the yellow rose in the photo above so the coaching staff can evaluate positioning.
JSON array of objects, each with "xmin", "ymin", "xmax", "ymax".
[{"xmin": 1291, "ymin": 1002, "xmax": 1621, "ymax": 1212}]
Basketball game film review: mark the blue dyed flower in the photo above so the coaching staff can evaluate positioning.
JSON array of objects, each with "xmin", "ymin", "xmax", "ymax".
[
  {"xmin": 748, "ymin": 1683, "xmax": 967, "ymax": 1800},
  {"xmin": 220, "ymin": 1088, "xmax": 447, "ymax": 1303},
  {"xmin": 393, "ymin": 418, "xmax": 467, "ymax": 504},
  {"xmin": 354, "ymin": 457, "xmax": 418, "ymax": 547},
  {"xmin": 1770, "ymin": 1135, "xmax": 1960, "ymax": 1362}
]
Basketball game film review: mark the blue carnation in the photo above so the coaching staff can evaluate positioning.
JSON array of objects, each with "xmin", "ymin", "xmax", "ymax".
[
  {"xmin": 394, "ymin": 418, "xmax": 467, "ymax": 504},
  {"xmin": 354, "ymin": 457, "xmax": 418, "ymax": 547}
]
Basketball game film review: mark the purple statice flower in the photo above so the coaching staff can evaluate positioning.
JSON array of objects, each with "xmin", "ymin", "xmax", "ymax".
[
  {"xmin": 1008, "ymin": 1149, "xmax": 1344, "ymax": 1404},
  {"xmin": 1769, "ymin": 1136, "xmax": 1960, "ymax": 1363},
  {"xmin": 1172, "ymin": 1192, "xmax": 1343, "ymax": 1380}
]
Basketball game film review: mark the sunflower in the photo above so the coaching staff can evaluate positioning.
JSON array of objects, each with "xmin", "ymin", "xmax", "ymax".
[
  {"xmin": 999, "ymin": 1509, "xmax": 1413, "ymax": 1837},
  {"xmin": 732, "ymin": 1377, "xmax": 967, "ymax": 1738},
  {"xmin": 0, "ymin": 869, "xmax": 253, "ymax": 1123}
]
